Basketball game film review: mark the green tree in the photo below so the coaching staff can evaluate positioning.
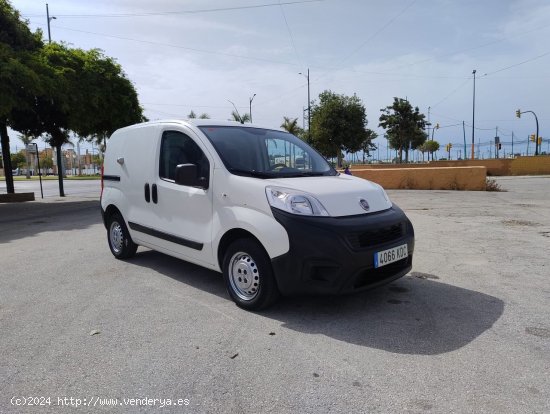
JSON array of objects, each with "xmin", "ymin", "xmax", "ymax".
[
  {"xmin": 424, "ymin": 140, "xmax": 440, "ymax": 161},
  {"xmin": 310, "ymin": 90, "xmax": 375, "ymax": 167},
  {"xmin": 10, "ymin": 151, "xmax": 26, "ymax": 169},
  {"xmin": 280, "ymin": 117, "xmax": 303, "ymax": 136},
  {"xmin": 379, "ymin": 97, "xmax": 427, "ymax": 163},
  {"xmin": 39, "ymin": 153, "xmax": 53, "ymax": 171},
  {"xmin": 0, "ymin": 0, "xmax": 44, "ymax": 193},
  {"xmin": 418, "ymin": 142, "xmax": 428, "ymax": 162},
  {"xmin": 9, "ymin": 42, "xmax": 145, "ymax": 196},
  {"xmin": 360, "ymin": 129, "xmax": 378, "ymax": 163}
]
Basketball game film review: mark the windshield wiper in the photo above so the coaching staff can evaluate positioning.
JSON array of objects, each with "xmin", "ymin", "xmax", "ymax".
[
  {"xmin": 273, "ymin": 171, "xmax": 330, "ymax": 178},
  {"xmin": 228, "ymin": 168, "xmax": 276, "ymax": 178}
]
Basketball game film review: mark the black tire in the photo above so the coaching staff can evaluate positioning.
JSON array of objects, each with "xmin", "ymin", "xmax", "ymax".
[
  {"xmin": 222, "ymin": 238, "xmax": 280, "ymax": 310},
  {"xmin": 107, "ymin": 212, "xmax": 138, "ymax": 259}
]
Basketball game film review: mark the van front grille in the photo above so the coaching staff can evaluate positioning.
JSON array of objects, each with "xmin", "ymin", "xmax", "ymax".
[{"xmin": 347, "ymin": 223, "xmax": 403, "ymax": 249}]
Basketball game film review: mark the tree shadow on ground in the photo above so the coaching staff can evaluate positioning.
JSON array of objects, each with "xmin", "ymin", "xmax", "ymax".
[
  {"xmin": 130, "ymin": 250, "xmax": 504, "ymax": 355},
  {"xmin": 0, "ymin": 200, "xmax": 100, "ymax": 244}
]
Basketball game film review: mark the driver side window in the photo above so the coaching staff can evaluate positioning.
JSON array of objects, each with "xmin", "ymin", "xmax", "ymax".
[{"xmin": 159, "ymin": 130, "xmax": 210, "ymax": 184}]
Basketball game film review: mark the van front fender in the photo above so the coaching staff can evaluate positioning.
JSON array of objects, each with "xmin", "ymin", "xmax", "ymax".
[{"xmin": 214, "ymin": 206, "xmax": 289, "ymax": 261}]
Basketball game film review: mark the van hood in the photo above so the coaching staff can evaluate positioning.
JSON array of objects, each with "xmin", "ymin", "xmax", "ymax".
[{"xmin": 266, "ymin": 174, "xmax": 392, "ymax": 217}]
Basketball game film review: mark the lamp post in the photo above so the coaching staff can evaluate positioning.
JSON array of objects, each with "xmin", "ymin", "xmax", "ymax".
[
  {"xmin": 516, "ymin": 109, "xmax": 540, "ymax": 156},
  {"xmin": 298, "ymin": 68, "xmax": 310, "ymax": 140},
  {"xmin": 46, "ymin": 4, "xmax": 56, "ymax": 44},
  {"xmin": 249, "ymin": 94, "xmax": 256, "ymax": 123},
  {"xmin": 471, "ymin": 69, "xmax": 476, "ymax": 160}
]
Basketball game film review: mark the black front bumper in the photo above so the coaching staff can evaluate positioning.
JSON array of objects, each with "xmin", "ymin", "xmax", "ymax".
[{"xmin": 270, "ymin": 205, "xmax": 414, "ymax": 296}]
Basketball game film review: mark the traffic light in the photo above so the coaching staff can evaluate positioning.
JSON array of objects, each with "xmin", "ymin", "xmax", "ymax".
[
  {"xmin": 498, "ymin": 143, "xmax": 502, "ymax": 150},
  {"xmin": 516, "ymin": 109, "xmax": 521, "ymax": 118},
  {"xmin": 530, "ymin": 134, "xmax": 536, "ymax": 142},
  {"xmin": 435, "ymin": 123, "xmax": 440, "ymax": 130},
  {"xmin": 538, "ymin": 137, "xmax": 542, "ymax": 145}
]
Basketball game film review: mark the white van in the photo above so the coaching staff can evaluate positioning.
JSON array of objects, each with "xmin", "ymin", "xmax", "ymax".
[{"xmin": 101, "ymin": 120, "xmax": 414, "ymax": 310}]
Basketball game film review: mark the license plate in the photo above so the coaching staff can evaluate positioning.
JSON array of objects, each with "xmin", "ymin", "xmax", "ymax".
[{"xmin": 374, "ymin": 244, "xmax": 408, "ymax": 268}]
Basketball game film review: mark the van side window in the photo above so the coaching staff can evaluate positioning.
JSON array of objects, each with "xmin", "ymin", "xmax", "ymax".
[{"xmin": 159, "ymin": 131, "xmax": 210, "ymax": 184}]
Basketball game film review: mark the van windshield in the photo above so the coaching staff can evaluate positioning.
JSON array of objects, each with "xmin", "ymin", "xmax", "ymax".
[{"xmin": 198, "ymin": 126, "xmax": 337, "ymax": 178}]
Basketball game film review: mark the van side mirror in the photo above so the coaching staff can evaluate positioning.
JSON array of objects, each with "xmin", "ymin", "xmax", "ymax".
[{"xmin": 175, "ymin": 164, "xmax": 208, "ymax": 189}]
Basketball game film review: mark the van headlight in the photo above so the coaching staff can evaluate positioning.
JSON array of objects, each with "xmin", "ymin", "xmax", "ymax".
[
  {"xmin": 374, "ymin": 183, "xmax": 392, "ymax": 205},
  {"xmin": 266, "ymin": 186, "xmax": 329, "ymax": 216}
]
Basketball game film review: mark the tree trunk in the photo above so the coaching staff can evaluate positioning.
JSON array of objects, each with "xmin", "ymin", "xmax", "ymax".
[
  {"xmin": 55, "ymin": 145, "xmax": 65, "ymax": 197},
  {"xmin": 1, "ymin": 121, "xmax": 15, "ymax": 194}
]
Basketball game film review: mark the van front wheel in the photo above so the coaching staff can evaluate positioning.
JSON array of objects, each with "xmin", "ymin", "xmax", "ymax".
[
  {"xmin": 223, "ymin": 239, "xmax": 280, "ymax": 310},
  {"xmin": 107, "ymin": 212, "xmax": 138, "ymax": 259}
]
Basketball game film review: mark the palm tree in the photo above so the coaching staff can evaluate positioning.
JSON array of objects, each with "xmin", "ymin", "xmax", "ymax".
[
  {"xmin": 231, "ymin": 111, "xmax": 250, "ymax": 124},
  {"xmin": 188, "ymin": 110, "xmax": 210, "ymax": 119},
  {"xmin": 280, "ymin": 117, "xmax": 303, "ymax": 136}
]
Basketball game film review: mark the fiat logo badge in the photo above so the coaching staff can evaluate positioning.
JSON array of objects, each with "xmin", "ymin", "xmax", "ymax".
[{"xmin": 359, "ymin": 199, "xmax": 370, "ymax": 211}]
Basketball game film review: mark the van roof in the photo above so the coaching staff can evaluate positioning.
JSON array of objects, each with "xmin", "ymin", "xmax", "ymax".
[{"xmin": 117, "ymin": 119, "xmax": 285, "ymax": 131}]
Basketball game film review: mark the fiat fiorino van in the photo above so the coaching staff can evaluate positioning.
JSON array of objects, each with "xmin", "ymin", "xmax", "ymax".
[{"xmin": 100, "ymin": 120, "xmax": 414, "ymax": 310}]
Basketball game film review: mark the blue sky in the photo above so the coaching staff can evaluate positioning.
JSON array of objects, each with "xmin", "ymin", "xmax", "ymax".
[{"xmin": 8, "ymin": 0, "xmax": 550, "ymax": 159}]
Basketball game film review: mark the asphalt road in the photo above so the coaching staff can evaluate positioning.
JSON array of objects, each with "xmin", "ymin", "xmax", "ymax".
[{"xmin": 1, "ymin": 176, "xmax": 549, "ymax": 413}]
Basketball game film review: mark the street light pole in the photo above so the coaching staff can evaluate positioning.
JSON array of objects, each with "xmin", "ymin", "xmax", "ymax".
[
  {"xmin": 471, "ymin": 69, "xmax": 476, "ymax": 160},
  {"xmin": 249, "ymin": 93, "xmax": 256, "ymax": 123},
  {"xmin": 299, "ymin": 69, "xmax": 310, "ymax": 140},
  {"xmin": 46, "ymin": 4, "xmax": 56, "ymax": 44}
]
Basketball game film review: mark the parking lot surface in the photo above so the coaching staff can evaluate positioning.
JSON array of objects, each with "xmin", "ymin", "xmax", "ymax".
[{"xmin": 1, "ymin": 176, "xmax": 549, "ymax": 413}]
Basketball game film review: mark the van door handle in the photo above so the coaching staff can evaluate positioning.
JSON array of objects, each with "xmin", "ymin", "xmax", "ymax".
[
  {"xmin": 144, "ymin": 183, "xmax": 150, "ymax": 203},
  {"xmin": 152, "ymin": 184, "xmax": 158, "ymax": 204}
]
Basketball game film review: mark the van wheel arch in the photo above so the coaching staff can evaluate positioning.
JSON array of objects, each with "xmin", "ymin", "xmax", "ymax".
[
  {"xmin": 220, "ymin": 234, "xmax": 280, "ymax": 310},
  {"xmin": 103, "ymin": 205, "xmax": 122, "ymax": 229},
  {"xmin": 218, "ymin": 229, "xmax": 267, "ymax": 270}
]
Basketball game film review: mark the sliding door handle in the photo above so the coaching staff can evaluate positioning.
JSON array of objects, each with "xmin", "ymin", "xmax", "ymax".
[{"xmin": 152, "ymin": 184, "xmax": 158, "ymax": 204}]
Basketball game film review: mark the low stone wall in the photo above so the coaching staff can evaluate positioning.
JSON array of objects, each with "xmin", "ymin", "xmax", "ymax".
[
  {"xmin": 351, "ymin": 155, "xmax": 550, "ymax": 176},
  {"xmin": 350, "ymin": 167, "xmax": 487, "ymax": 191},
  {"xmin": 0, "ymin": 192, "xmax": 35, "ymax": 203}
]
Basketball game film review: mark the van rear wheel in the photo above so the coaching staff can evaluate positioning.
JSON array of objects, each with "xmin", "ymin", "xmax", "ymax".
[
  {"xmin": 107, "ymin": 212, "xmax": 138, "ymax": 259},
  {"xmin": 223, "ymin": 239, "xmax": 280, "ymax": 310}
]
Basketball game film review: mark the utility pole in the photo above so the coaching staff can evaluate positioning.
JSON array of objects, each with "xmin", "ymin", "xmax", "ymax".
[
  {"xmin": 46, "ymin": 4, "xmax": 56, "ymax": 43},
  {"xmin": 462, "ymin": 121, "xmax": 466, "ymax": 159},
  {"xmin": 511, "ymin": 131, "xmax": 514, "ymax": 156},
  {"xmin": 427, "ymin": 106, "xmax": 431, "ymax": 144},
  {"xmin": 299, "ymin": 69, "xmax": 310, "ymax": 140},
  {"xmin": 495, "ymin": 126, "xmax": 499, "ymax": 159},
  {"xmin": 471, "ymin": 69, "xmax": 476, "ymax": 160}
]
